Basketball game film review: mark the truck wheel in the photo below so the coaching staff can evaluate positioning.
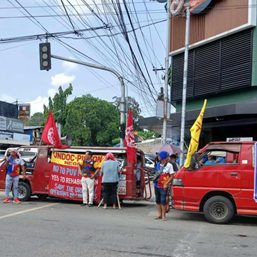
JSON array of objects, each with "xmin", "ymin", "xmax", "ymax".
[
  {"xmin": 203, "ymin": 196, "xmax": 234, "ymax": 224},
  {"xmin": 18, "ymin": 181, "xmax": 31, "ymax": 201}
]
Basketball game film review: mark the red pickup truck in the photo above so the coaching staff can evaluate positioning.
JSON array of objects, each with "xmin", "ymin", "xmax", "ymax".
[{"xmin": 172, "ymin": 141, "xmax": 257, "ymax": 224}]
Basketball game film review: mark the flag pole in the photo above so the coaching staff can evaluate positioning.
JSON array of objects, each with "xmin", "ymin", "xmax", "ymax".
[{"xmin": 179, "ymin": 1, "xmax": 191, "ymax": 166}]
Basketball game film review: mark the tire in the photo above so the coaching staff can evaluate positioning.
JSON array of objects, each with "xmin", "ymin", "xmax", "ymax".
[
  {"xmin": 18, "ymin": 181, "xmax": 31, "ymax": 201},
  {"xmin": 203, "ymin": 196, "xmax": 234, "ymax": 224}
]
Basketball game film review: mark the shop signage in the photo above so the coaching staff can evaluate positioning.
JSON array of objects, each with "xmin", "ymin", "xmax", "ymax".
[
  {"xmin": 0, "ymin": 116, "xmax": 24, "ymax": 133},
  {"xmin": 190, "ymin": 0, "xmax": 214, "ymax": 14}
]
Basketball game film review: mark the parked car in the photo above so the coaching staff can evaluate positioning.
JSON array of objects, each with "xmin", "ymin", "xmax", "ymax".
[
  {"xmin": 145, "ymin": 154, "xmax": 156, "ymax": 169},
  {"xmin": 144, "ymin": 154, "xmax": 157, "ymax": 181},
  {"xmin": 172, "ymin": 141, "xmax": 257, "ymax": 224}
]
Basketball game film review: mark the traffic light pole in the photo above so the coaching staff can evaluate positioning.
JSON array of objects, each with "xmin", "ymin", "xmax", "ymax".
[{"xmin": 51, "ymin": 54, "xmax": 126, "ymax": 147}]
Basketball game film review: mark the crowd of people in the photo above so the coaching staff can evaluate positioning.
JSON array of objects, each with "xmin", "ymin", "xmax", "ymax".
[
  {"xmin": 0, "ymin": 148, "xmax": 180, "ymax": 222},
  {"xmin": 78, "ymin": 151, "xmax": 120, "ymax": 209}
]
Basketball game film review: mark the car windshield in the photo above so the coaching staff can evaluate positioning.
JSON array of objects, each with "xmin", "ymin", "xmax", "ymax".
[{"xmin": 0, "ymin": 150, "xmax": 5, "ymax": 159}]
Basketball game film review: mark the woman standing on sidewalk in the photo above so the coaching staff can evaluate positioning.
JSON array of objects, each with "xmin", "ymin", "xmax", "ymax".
[{"xmin": 101, "ymin": 152, "xmax": 120, "ymax": 209}]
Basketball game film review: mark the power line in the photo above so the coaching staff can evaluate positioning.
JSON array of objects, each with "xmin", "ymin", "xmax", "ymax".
[
  {"xmin": 0, "ymin": 26, "xmax": 109, "ymax": 44},
  {"xmin": 60, "ymin": 0, "xmax": 77, "ymax": 32},
  {"xmin": 10, "ymin": 0, "xmax": 49, "ymax": 32}
]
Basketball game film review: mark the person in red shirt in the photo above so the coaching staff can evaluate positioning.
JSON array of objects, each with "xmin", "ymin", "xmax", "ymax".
[
  {"xmin": 78, "ymin": 151, "xmax": 98, "ymax": 207},
  {"xmin": 154, "ymin": 151, "xmax": 175, "ymax": 221},
  {"xmin": 2, "ymin": 149, "xmax": 26, "ymax": 204}
]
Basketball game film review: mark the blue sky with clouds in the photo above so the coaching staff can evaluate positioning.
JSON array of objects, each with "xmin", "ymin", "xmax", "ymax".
[{"xmin": 0, "ymin": 0, "xmax": 167, "ymax": 117}]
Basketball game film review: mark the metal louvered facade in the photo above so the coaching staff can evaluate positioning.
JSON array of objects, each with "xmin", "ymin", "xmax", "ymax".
[{"xmin": 171, "ymin": 29, "xmax": 253, "ymax": 102}]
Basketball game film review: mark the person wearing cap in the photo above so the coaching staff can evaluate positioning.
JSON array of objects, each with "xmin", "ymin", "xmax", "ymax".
[
  {"xmin": 154, "ymin": 151, "xmax": 175, "ymax": 221},
  {"xmin": 3, "ymin": 149, "xmax": 25, "ymax": 204},
  {"xmin": 100, "ymin": 152, "xmax": 120, "ymax": 209}
]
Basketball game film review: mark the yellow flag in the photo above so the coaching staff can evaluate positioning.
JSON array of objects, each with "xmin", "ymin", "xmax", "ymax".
[{"xmin": 184, "ymin": 99, "xmax": 207, "ymax": 168}]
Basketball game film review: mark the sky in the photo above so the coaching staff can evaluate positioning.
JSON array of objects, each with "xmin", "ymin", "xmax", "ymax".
[{"xmin": 0, "ymin": 0, "xmax": 168, "ymax": 117}]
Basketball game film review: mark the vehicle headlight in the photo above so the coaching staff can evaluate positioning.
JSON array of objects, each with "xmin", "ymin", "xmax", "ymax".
[{"xmin": 172, "ymin": 178, "xmax": 183, "ymax": 186}]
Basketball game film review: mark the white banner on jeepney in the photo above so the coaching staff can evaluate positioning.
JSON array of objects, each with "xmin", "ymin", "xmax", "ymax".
[
  {"xmin": 254, "ymin": 143, "xmax": 257, "ymax": 202},
  {"xmin": 226, "ymin": 137, "xmax": 253, "ymax": 142}
]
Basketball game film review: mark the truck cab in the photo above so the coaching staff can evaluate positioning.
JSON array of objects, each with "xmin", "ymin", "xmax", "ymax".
[{"xmin": 172, "ymin": 141, "xmax": 257, "ymax": 224}]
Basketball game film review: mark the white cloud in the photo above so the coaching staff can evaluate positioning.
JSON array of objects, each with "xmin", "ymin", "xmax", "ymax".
[
  {"xmin": 51, "ymin": 73, "xmax": 76, "ymax": 87},
  {"xmin": 27, "ymin": 73, "xmax": 76, "ymax": 116},
  {"xmin": 1, "ymin": 71, "xmax": 76, "ymax": 116},
  {"xmin": 48, "ymin": 88, "xmax": 57, "ymax": 98},
  {"xmin": 29, "ymin": 96, "xmax": 48, "ymax": 115}
]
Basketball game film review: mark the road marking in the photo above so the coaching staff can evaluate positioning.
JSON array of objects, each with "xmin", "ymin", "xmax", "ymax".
[
  {"xmin": 172, "ymin": 225, "xmax": 204, "ymax": 257},
  {"xmin": 0, "ymin": 203, "xmax": 59, "ymax": 220}
]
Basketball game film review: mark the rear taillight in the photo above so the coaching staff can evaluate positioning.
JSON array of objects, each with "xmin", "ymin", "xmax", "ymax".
[{"xmin": 172, "ymin": 178, "xmax": 183, "ymax": 186}]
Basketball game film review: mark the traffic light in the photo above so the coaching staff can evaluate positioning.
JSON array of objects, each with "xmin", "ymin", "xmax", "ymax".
[{"xmin": 39, "ymin": 42, "xmax": 51, "ymax": 71}]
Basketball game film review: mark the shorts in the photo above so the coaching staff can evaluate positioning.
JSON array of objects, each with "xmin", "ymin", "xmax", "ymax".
[{"xmin": 155, "ymin": 187, "xmax": 168, "ymax": 205}]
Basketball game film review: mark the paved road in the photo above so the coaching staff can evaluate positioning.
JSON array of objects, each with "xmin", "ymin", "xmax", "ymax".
[{"xmin": 0, "ymin": 194, "xmax": 257, "ymax": 257}]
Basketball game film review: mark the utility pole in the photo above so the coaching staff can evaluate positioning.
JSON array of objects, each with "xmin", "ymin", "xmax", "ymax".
[
  {"xmin": 50, "ymin": 55, "xmax": 126, "ymax": 147},
  {"xmin": 162, "ymin": 0, "xmax": 172, "ymax": 144},
  {"xmin": 179, "ymin": 1, "xmax": 191, "ymax": 166}
]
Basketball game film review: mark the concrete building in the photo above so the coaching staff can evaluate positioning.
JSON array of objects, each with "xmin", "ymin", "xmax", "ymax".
[
  {"xmin": 169, "ymin": 0, "xmax": 257, "ymax": 146},
  {"xmin": 140, "ymin": 0, "xmax": 257, "ymax": 147},
  {"xmin": 0, "ymin": 101, "xmax": 30, "ymax": 148}
]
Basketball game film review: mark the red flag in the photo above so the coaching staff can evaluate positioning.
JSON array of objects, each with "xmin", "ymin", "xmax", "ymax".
[
  {"xmin": 41, "ymin": 112, "xmax": 67, "ymax": 148},
  {"xmin": 124, "ymin": 109, "xmax": 136, "ymax": 163}
]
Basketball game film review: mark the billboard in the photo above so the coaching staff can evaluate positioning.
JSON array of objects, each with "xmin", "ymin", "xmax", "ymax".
[
  {"xmin": 190, "ymin": 0, "xmax": 213, "ymax": 14},
  {"xmin": 18, "ymin": 103, "xmax": 30, "ymax": 120},
  {"xmin": 0, "ymin": 116, "xmax": 24, "ymax": 133}
]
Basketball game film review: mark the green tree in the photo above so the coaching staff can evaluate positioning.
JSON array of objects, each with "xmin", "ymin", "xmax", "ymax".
[
  {"xmin": 26, "ymin": 112, "xmax": 44, "ymax": 126},
  {"xmin": 43, "ymin": 84, "xmax": 73, "ymax": 128},
  {"xmin": 64, "ymin": 95, "xmax": 119, "ymax": 146}
]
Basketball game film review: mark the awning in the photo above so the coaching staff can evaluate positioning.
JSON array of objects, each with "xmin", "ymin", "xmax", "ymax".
[{"xmin": 170, "ymin": 101, "xmax": 257, "ymax": 126}]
